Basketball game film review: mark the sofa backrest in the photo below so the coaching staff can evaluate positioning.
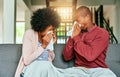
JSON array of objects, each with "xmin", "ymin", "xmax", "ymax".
[
  {"xmin": 106, "ymin": 44, "xmax": 120, "ymax": 61},
  {"xmin": 0, "ymin": 44, "xmax": 120, "ymax": 77},
  {"xmin": 105, "ymin": 44, "xmax": 120, "ymax": 77},
  {"xmin": 53, "ymin": 44, "xmax": 74, "ymax": 68},
  {"xmin": 0, "ymin": 44, "xmax": 22, "ymax": 77}
]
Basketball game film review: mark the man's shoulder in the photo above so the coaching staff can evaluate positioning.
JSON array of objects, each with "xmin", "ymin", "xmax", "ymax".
[{"xmin": 96, "ymin": 26, "xmax": 109, "ymax": 36}]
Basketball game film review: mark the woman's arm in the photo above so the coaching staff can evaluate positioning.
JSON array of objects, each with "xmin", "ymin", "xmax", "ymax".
[
  {"xmin": 22, "ymin": 30, "xmax": 44, "ymax": 66},
  {"xmin": 48, "ymin": 50, "xmax": 55, "ymax": 62}
]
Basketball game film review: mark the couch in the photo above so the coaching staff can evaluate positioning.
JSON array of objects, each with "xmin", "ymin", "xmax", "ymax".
[{"xmin": 0, "ymin": 44, "xmax": 120, "ymax": 77}]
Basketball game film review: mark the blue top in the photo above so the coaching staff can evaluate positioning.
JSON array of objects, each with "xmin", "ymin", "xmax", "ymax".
[{"xmin": 37, "ymin": 42, "xmax": 48, "ymax": 61}]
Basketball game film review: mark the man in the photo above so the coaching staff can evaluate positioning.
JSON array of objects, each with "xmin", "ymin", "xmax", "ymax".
[{"xmin": 62, "ymin": 6, "xmax": 117, "ymax": 77}]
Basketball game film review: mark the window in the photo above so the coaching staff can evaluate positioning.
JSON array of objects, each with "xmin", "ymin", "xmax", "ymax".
[
  {"xmin": 16, "ymin": 22, "xmax": 25, "ymax": 44},
  {"xmin": 53, "ymin": 7, "xmax": 73, "ymax": 44}
]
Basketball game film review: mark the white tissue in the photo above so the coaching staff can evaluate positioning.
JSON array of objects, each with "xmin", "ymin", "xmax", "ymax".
[
  {"xmin": 67, "ymin": 21, "xmax": 81, "ymax": 36},
  {"xmin": 46, "ymin": 31, "xmax": 54, "ymax": 51}
]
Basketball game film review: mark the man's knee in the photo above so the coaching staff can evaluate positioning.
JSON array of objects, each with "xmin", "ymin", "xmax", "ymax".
[{"xmin": 91, "ymin": 68, "xmax": 117, "ymax": 77}]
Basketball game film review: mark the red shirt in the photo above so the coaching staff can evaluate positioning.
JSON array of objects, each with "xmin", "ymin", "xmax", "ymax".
[{"xmin": 62, "ymin": 25, "xmax": 109, "ymax": 68}]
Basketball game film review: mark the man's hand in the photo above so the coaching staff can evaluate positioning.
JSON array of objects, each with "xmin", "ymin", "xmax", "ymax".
[{"xmin": 71, "ymin": 24, "xmax": 81, "ymax": 38}]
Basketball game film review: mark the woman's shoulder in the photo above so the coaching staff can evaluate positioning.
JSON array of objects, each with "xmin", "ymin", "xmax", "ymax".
[
  {"xmin": 25, "ymin": 29, "xmax": 34, "ymax": 33},
  {"xmin": 23, "ymin": 29, "xmax": 37, "ymax": 38},
  {"xmin": 24, "ymin": 29, "xmax": 36, "ymax": 35}
]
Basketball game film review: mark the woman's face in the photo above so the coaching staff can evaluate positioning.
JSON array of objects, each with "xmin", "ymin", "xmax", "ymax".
[{"xmin": 40, "ymin": 25, "xmax": 54, "ymax": 37}]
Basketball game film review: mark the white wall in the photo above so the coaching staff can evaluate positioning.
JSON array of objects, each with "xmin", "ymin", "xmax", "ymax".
[
  {"xmin": 31, "ymin": 0, "xmax": 115, "ymax": 6},
  {"xmin": 116, "ymin": 0, "xmax": 120, "ymax": 43},
  {"xmin": 23, "ymin": 0, "xmax": 31, "ymax": 9},
  {"xmin": 0, "ymin": 0, "xmax": 3, "ymax": 43},
  {"xmin": 16, "ymin": 0, "xmax": 27, "ymax": 21},
  {"xmin": 22, "ymin": 0, "xmax": 32, "ymax": 30},
  {"xmin": 25, "ymin": 9, "xmax": 32, "ymax": 30},
  {"xmin": 110, "ymin": 6, "xmax": 118, "ymax": 41},
  {"xmin": 77, "ymin": 0, "xmax": 115, "ymax": 6},
  {"xmin": 31, "ymin": 0, "xmax": 46, "ymax": 5},
  {"xmin": 3, "ymin": 0, "xmax": 16, "ymax": 43},
  {"xmin": 104, "ymin": 5, "xmax": 118, "ymax": 41}
]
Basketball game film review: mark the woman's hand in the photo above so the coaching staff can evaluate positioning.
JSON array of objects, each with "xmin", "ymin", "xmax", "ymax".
[
  {"xmin": 48, "ymin": 50, "xmax": 55, "ymax": 62},
  {"xmin": 41, "ymin": 33, "xmax": 53, "ymax": 48},
  {"xmin": 53, "ymin": 33, "xmax": 56, "ymax": 44}
]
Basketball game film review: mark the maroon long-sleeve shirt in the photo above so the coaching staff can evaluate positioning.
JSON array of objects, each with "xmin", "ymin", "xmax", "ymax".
[{"xmin": 62, "ymin": 25, "xmax": 109, "ymax": 68}]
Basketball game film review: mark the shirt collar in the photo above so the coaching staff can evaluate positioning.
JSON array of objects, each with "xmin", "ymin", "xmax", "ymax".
[{"xmin": 87, "ymin": 23, "xmax": 97, "ymax": 32}]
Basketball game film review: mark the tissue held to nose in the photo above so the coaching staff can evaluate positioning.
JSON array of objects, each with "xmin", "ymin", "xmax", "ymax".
[
  {"xmin": 46, "ymin": 31, "xmax": 54, "ymax": 51},
  {"xmin": 67, "ymin": 21, "xmax": 81, "ymax": 36}
]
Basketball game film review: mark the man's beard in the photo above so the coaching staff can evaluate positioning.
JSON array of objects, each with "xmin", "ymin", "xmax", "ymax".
[{"xmin": 81, "ymin": 28, "xmax": 88, "ymax": 33}]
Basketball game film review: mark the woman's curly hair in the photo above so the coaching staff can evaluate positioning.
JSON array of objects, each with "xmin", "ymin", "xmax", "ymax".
[{"xmin": 31, "ymin": 8, "xmax": 61, "ymax": 32}]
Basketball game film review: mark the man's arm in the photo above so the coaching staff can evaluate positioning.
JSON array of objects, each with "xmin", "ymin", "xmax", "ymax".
[
  {"xmin": 73, "ymin": 31, "xmax": 109, "ymax": 62},
  {"xmin": 62, "ymin": 37, "xmax": 74, "ymax": 61}
]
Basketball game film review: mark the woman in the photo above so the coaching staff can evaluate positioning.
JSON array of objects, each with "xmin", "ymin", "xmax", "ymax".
[{"xmin": 15, "ymin": 8, "xmax": 61, "ymax": 77}]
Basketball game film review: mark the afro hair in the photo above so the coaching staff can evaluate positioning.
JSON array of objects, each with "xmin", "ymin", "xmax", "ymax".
[{"xmin": 31, "ymin": 8, "xmax": 61, "ymax": 32}]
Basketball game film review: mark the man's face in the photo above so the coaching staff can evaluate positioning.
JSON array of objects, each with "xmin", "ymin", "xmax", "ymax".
[{"xmin": 75, "ymin": 13, "xmax": 88, "ymax": 30}]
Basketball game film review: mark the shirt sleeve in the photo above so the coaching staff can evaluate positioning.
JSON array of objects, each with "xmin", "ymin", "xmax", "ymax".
[
  {"xmin": 62, "ymin": 37, "xmax": 75, "ymax": 61},
  {"xmin": 73, "ymin": 31, "xmax": 109, "ymax": 62},
  {"xmin": 22, "ymin": 30, "xmax": 44, "ymax": 66},
  {"xmin": 48, "ymin": 50, "xmax": 55, "ymax": 62}
]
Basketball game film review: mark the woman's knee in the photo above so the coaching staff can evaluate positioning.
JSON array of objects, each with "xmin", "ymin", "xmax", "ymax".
[{"xmin": 39, "ymin": 61, "xmax": 51, "ymax": 71}]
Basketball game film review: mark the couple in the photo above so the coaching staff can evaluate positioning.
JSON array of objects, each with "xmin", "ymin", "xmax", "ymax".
[{"xmin": 15, "ymin": 6, "xmax": 117, "ymax": 77}]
